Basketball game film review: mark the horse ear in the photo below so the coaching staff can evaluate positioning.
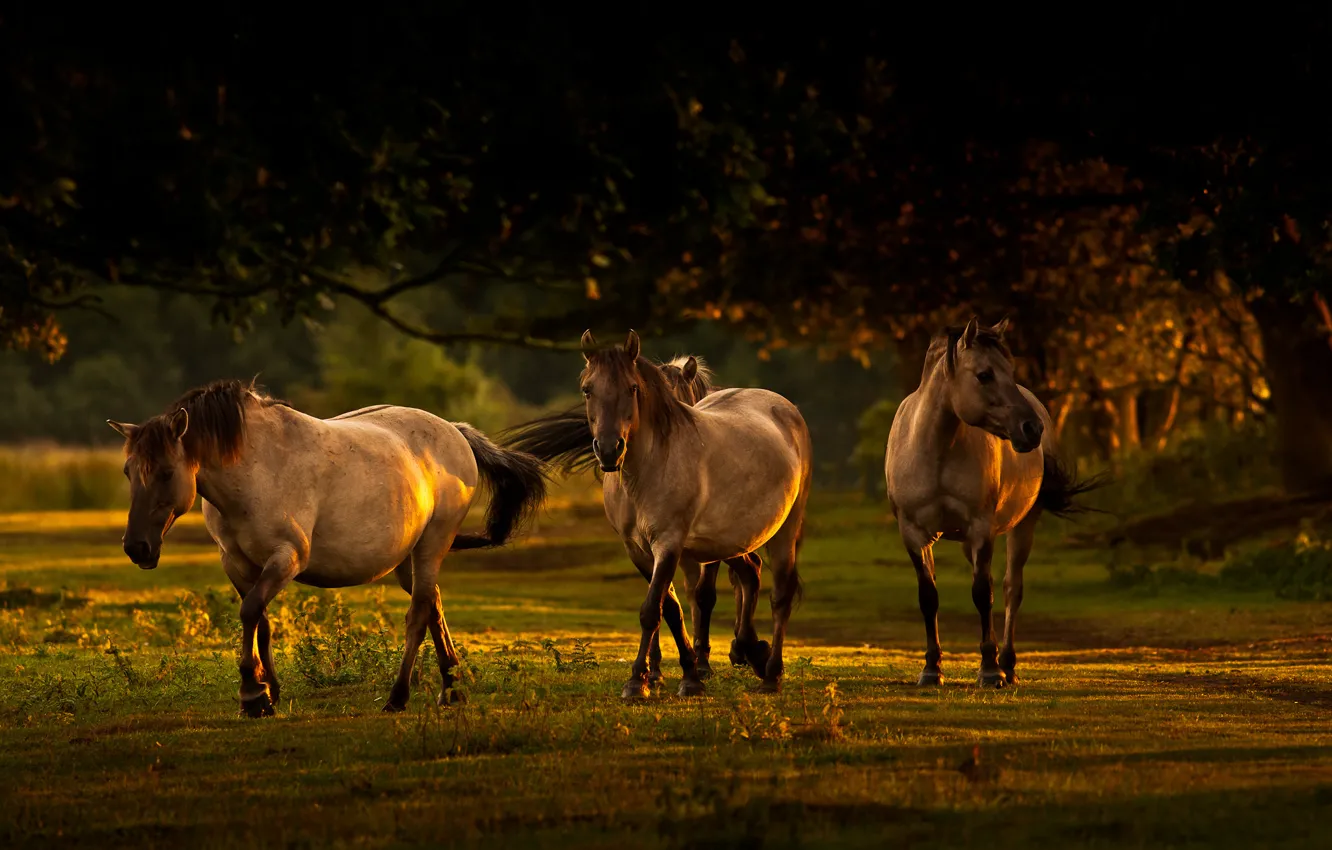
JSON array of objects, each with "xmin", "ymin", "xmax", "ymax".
[
  {"xmin": 961, "ymin": 317, "xmax": 980, "ymax": 349},
  {"xmin": 625, "ymin": 329, "xmax": 641, "ymax": 361},
  {"xmin": 170, "ymin": 408, "xmax": 189, "ymax": 441},
  {"xmin": 581, "ymin": 329, "xmax": 597, "ymax": 362},
  {"xmin": 681, "ymin": 356, "xmax": 698, "ymax": 382},
  {"xmin": 992, "ymin": 316, "xmax": 1011, "ymax": 338},
  {"xmin": 107, "ymin": 420, "xmax": 136, "ymax": 439}
]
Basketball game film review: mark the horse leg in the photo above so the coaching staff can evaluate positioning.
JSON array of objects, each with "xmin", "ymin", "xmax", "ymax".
[
  {"xmin": 759, "ymin": 502, "xmax": 807, "ymax": 693},
  {"xmin": 964, "ymin": 530, "xmax": 1003, "ymax": 688},
  {"xmin": 692, "ymin": 562, "xmax": 720, "ymax": 679},
  {"xmin": 900, "ymin": 520, "xmax": 943, "ymax": 686},
  {"xmin": 237, "ymin": 545, "xmax": 303, "ymax": 718},
  {"xmin": 221, "ymin": 551, "xmax": 282, "ymax": 707},
  {"xmin": 385, "ymin": 523, "xmax": 459, "ymax": 711},
  {"xmin": 625, "ymin": 541, "xmax": 699, "ymax": 700},
  {"xmin": 1000, "ymin": 511, "xmax": 1038, "ymax": 685},
  {"xmin": 625, "ymin": 541, "xmax": 691, "ymax": 691},
  {"xmin": 727, "ymin": 554, "xmax": 767, "ymax": 676}
]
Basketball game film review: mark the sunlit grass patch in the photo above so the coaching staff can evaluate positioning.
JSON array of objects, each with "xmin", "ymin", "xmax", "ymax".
[{"xmin": 1, "ymin": 497, "xmax": 1331, "ymax": 848}]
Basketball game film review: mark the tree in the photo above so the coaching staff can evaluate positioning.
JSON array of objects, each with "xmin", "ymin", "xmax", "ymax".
[{"xmin": 4, "ymin": 11, "xmax": 1330, "ymax": 490}]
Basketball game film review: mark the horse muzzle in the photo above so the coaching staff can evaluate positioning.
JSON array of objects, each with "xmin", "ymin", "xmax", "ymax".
[
  {"xmin": 592, "ymin": 437, "xmax": 626, "ymax": 473},
  {"xmin": 123, "ymin": 539, "xmax": 160, "ymax": 570}
]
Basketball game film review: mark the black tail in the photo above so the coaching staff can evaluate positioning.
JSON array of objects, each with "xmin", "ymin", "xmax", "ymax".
[
  {"xmin": 1035, "ymin": 453, "xmax": 1111, "ymax": 520},
  {"xmin": 452, "ymin": 424, "xmax": 550, "ymax": 551},
  {"xmin": 495, "ymin": 406, "xmax": 599, "ymax": 475}
]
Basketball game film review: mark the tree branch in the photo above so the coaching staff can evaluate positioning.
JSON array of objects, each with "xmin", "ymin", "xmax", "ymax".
[{"xmin": 331, "ymin": 284, "xmax": 587, "ymax": 351}]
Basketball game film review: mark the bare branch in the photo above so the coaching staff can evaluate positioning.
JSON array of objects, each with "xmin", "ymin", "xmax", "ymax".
[{"xmin": 332, "ymin": 284, "xmax": 586, "ymax": 351}]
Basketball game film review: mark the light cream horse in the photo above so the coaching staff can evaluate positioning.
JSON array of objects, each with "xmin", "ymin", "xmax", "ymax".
[
  {"xmin": 108, "ymin": 379, "xmax": 547, "ymax": 717},
  {"xmin": 504, "ymin": 331, "xmax": 812, "ymax": 698},
  {"xmin": 886, "ymin": 317, "xmax": 1102, "ymax": 687}
]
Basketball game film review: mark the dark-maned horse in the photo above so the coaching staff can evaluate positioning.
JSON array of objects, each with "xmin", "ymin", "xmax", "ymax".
[
  {"xmin": 503, "ymin": 331, "xmax": 813, "ymax": 698},
  {"xmin": 885, "ymin": 318, "xmax": 1104, "ymax": 688},
  {"xmin": 108, "ymin": 379, "xmax": 547, "ymax": 716}
]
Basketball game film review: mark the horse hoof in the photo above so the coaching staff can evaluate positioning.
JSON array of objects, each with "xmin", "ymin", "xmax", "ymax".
[
  {"xmin": 756, "ymin": 678, "xmax": 781, "ymax": 694},
  {"xmin": 647, "ymin": 674, "xmax": 665, "ymax": 691},
  {"xmin": 977, "ymin": 671, "xmax": 1006, "ymax": 689},
  {"xmin": 746, "ymin": 640, "xmax": 772, "ymax": 678},
  {"xmin": 917, "ymin": 669, "xmax": 943, "ymax": 686},
  {"xmin": 438, "ymin": 688, "xmax": 467, "ymax": 706},
  {"xmin": 240, "ymin": 692, "xmax": 274, "ymax": 718},
  {"xmin": 622, "ymin": 679, "xmax": 652, "ymax": 700},
  {"xmin": 677, "ymin": 678, "xmax": 707, "ymax": 698},
  {"xmin": 1001, "ymin": 669, "xmax": 1018, "ymax": 686},
  {"xmin": 728, "ymin": 639, "xmax": 747, "ymax": 667},
  {"xmin": 696, "ymin": 660, "xmax": 714, "ymax": 680},
  {"xmin": 382, "ymin": 701, "xmax": 407, "ymax": 713}
]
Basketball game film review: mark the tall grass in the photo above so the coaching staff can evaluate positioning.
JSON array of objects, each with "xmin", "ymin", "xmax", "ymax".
[{"xmin": 0, "ymin": 444, "xmax": 127, "ymax": 512}]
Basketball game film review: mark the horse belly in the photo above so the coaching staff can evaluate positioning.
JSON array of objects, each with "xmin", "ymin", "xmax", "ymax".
[
  {"xmin": 299, "ymin": 472, "xmax": 436, "ymax": 588},
  {"xmin": 685, "ymin": 478, "xmax": 797, "ymax": 561}
]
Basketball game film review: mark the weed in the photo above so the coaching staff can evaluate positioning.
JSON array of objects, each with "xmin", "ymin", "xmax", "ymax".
[{"xmin": 541, "ymin": 637, "xmax": 599, "ymax": 672}]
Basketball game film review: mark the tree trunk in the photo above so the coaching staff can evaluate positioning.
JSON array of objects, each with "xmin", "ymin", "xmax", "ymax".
[
  {"xmin": 1117, "ymin": 388, "xmax": 1141, "ymax": 453},
  {"xmin": 1249, "ymin": 297, "xmax": 1332, "ymax": 494}
]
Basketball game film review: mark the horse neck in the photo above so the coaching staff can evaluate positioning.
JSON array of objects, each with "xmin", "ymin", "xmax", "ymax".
[
  {"xmin": 913, "ymin": 361, "xmax": 964, "ymax": 451},
  {"xmin": 193, "ymin": 402, "xmax": 283, "ymax": 509},
  {"xmin": 617, "ymin": 402, "xmax": 677, "ymax": 498}
]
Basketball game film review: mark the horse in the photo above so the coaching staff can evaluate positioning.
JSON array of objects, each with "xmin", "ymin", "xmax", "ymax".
[
  {"xmin": 885, "ymin": 317, "xmax": 1104, "ymax": 688},
  {"xmin": 503, "ymin": 330, "xmax": 812, "ymax": 698},
  {"xmin": 107, "ymin": 379, "xmax": 547, "ymax": 717},
  {"xmin": 500, "ymin": 353, "xmax": 772, "ymax": 687}
]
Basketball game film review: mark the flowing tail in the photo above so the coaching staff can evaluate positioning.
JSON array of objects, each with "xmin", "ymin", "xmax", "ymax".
[
  {"xmin": 1035, "ymin": 453, "xmax": 1110, "ymax": 520},
  {"xmin": 496, "ymin": 406, "xmax": 599, "ymax": 475},
  {"xmin": 451, "ymin": 424, "xmax": 550, "ymax": 551}
]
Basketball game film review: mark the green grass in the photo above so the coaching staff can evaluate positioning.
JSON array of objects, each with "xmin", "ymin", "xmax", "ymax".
[{"xmin": 1, "ymin": 485, "xmax": 1330, "ymax": 848}]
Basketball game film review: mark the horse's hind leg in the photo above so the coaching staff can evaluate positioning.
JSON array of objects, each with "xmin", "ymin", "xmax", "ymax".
[
  {"xmin": 385, "ymin": 522, "xmax": 462, "ymax": 712},
  {"xmin": 691, "ymin": 562, "xmax": 721, "ymax": 678},
  {"xmin": 726, "ymin": 554, "xmax": 769, "ymax": 677},
  {"xmin": 900, "ymin": 519, "xmax": 944, "ymax": 686},
  {"xmin": 759, "ymin": 505, "xmax": 806, "ymax": 693},
  {"xmin": 964, "ymin": 529, "xmax": 1004, "ymax": 688},
  {"xmin": 999, "ymin": 511, "xmax": 1038, "ymax": 685}
]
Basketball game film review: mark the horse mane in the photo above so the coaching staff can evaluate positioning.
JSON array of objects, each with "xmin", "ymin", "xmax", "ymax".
[
  {"xmin": 662, "ymin": 355, "xmax": 716, "ymax": 405},
  {"xmin": 124, "ymin": 378, "xmax": 290, "ymax": 475},
  {"xmin": 582, "ymin": 349, "xmax": 697, "ymax": 444},
  {"xmin": 498, "ymin": 353, "xmax": 710, "ymax": 475},
  {"xmin": 925, "ymin": 324, "xmax": 1014, "ymax": 381}
]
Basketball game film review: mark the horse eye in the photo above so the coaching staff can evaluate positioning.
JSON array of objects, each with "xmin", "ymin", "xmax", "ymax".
[
  {"xmin": 581, "ymin": 387, "xmax": 591, "ymax": 397},
  {"xmin": 976, "ymin": 370, "xmax": 994, "ymax": 385},
  {"xmin": 630, "ymin": 385, "xmax": 639, "ymax": 394}
]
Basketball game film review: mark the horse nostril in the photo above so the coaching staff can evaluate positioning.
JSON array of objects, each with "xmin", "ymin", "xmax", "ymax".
[
  {"xmin": 592, "ymin": 438, "xmax": 602, "ymax": 454},
  {"xmin": 1020, "ymin": 420, "xmax": 1042, "ymax": 441},
  {"xmin": 614, "ymin": 438, "xmax": 625, "ymax": 454}
]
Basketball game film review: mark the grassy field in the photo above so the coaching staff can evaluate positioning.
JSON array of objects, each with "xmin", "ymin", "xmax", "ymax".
[{"xmin": 1, "ymin": 481, "xmax": 1330, "ymax": 848}]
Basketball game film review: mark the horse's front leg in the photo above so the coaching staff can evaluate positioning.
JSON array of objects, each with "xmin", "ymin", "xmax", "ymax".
[
  {"xmin": 625, "ymin": 541, "xmax": 690, "ymax": 691},
  {"xmin": 237, "ymin": 544, "xmax": 303, "ymax": 717},
  {"xmin": 624, "ymin": 542, "xmax": 699, "ymax": 700},
  {"xmin": 900, "ymin": 519, "xmax": 943, "ymax": 686},
  {"xmin": 964, "ymin": 528, "xmax": 1003, "ymax": 688},
  {"xmin": 223, "ymin": 552, "xmax": 281, "ymax": 707}
]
